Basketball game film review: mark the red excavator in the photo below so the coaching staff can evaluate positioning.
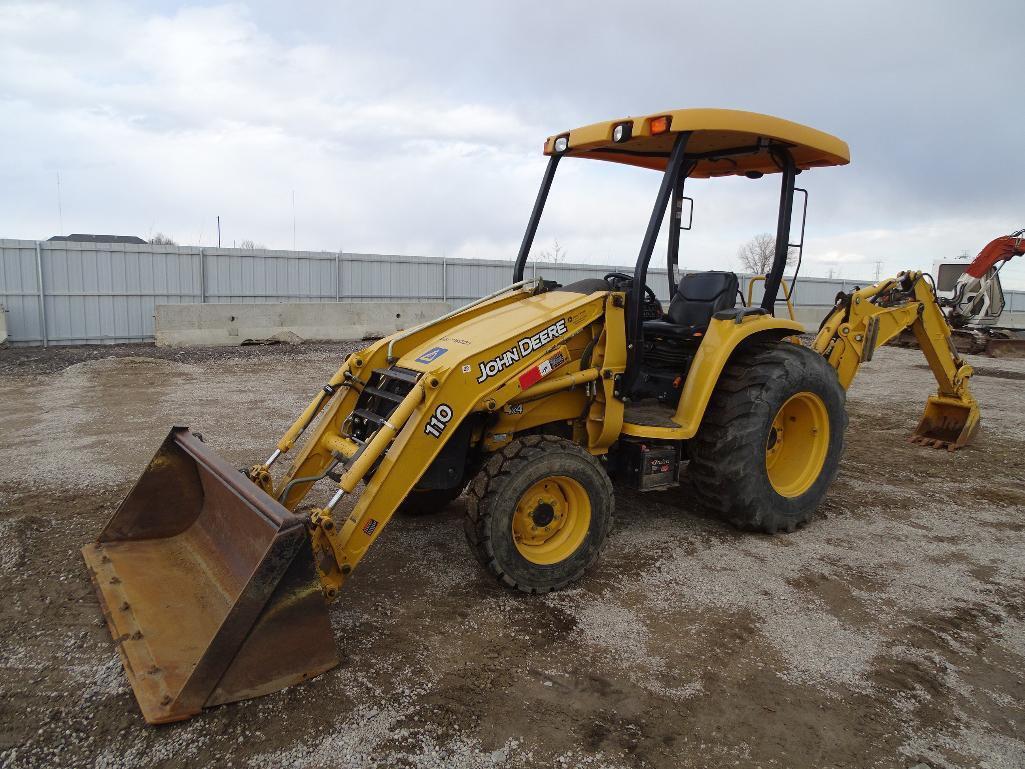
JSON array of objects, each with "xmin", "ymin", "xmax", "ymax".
[{"xmin": 911, "ymin": 229, "xmax": 1025, "ymax": 358}]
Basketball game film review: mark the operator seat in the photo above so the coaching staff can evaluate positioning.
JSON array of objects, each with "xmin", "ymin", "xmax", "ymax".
[{"xmin": 644, "ymin": 270, "xmax": 740, "ymax": 340}]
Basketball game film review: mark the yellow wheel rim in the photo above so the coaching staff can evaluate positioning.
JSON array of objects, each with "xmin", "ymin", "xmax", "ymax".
[
  {"xmin": 765, "ymin": 392, "xmax": 830, "ymax": 498},
  {"xmin": 512, "ymin": 476, "xmax": 592, "ymax": 565}
]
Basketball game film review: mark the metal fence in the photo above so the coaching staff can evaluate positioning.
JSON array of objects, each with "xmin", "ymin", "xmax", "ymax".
[{"xmin": 2, "ymin": 238, "xmax": 1023, "ymax": 346}]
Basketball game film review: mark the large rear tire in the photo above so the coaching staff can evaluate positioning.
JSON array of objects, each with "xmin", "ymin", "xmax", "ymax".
[
  {"xmin": 465, "ymin": 435, "xmax": 613, "ymax": 593},
  {"xmin": 688, "ymin": 340, "xmax": 847, "ymax": 533}
]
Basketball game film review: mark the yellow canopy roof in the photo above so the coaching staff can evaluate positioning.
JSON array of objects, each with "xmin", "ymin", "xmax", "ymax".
[{"xmin": 543, "ymin": 108, "xmax": 850, "ymax": 178}]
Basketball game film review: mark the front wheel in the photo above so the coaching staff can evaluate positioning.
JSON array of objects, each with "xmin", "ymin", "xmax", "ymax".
[
  {"xmin": 465, "ymin": 435, "xmax": 613, "ymax": 593},
  {"xmin": 688, "ymin": 341, "xmax": 847, "ymax": 533}
]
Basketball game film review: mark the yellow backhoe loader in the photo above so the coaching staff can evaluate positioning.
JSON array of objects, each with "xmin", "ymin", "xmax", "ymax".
[{"xmin": 82, "ymin": 108, "xmax": 981, "ymax": 723}]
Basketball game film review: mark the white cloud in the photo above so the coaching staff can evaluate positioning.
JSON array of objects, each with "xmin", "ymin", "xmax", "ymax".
[{"xmin": 0, "ymin": 1, "xmax": 1023, "ymax": 288}]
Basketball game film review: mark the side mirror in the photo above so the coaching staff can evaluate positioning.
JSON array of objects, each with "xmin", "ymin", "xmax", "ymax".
[{"xmin": 671, "ymin": 197, "xmax": 694, "ymax": 264}]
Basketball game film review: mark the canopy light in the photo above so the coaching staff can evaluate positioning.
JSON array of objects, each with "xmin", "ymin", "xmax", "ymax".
[
  {"xmin": 649, "ymin": 116, "xmax": 671, "ymax": 135},
  {"xmin": 554, "ymin": 135, "xmax": 569, "ymax": 153},
  {"xmin": 612, "ymin": 122, "xmax": 633, "ymax": 142}
]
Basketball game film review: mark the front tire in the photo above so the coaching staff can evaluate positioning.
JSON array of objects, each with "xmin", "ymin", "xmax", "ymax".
[
  {"xmin": 465, "ymin": 435, "xmax": 613, "ymax": 593},
  {"xmin": 689, "ymin": 340, "xmax": 847, "ymax": 533}
]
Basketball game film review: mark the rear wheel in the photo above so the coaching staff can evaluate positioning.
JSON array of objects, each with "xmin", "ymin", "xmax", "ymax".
[
  {"xmin": 465, "ymin": 435, "xmax": 613, "ymax": 593},
  {"xmin": 689, "ymin": 340, "xmax": 846, "ymax": 533}
]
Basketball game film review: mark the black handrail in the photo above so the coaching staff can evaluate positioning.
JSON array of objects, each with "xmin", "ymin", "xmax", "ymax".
[
  {"xmin": 624, "ymin": 131, "xmax": 692, "ymax": 394},
  {"xmin": 513, "ymin": 155, "xmax": 561, "ymax": 283},
  {"xmin": 761, "ymin": 148, "xmax": 796, "ymax": 313}
]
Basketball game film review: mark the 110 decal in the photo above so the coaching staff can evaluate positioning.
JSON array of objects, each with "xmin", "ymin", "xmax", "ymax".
[{"xmin": 424, "ymin": 404, "xmax": 453, "ymax": 437}]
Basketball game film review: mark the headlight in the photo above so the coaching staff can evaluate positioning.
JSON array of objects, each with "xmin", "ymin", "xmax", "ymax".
[
  {"xmin": 613, "ymin": 122, "xmax": 632, "ymax": 142},
  {"xmin": 554, "ymin": 135, "xmax": 569, "ymax": 153}
]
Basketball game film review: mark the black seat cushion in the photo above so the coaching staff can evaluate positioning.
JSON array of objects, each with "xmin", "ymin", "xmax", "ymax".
[
  {"xmin": 643, "ymin": 319, "xmax": 700, "ymax": 339},
  {"xmin": 644, "ymin": 271, "xmax": 738, "ymax": 339}
]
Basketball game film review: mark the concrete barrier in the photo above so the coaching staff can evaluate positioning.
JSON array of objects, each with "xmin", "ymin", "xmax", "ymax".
[
  {"xmin": 155, "ymin": 302, "xmax": 452, "ymax": 347},
  {"xmin": 791, "ymin": 307, "xmax": 827, "ymax": 328},
  {"xmin": 148, "ymin": 301, "xmax": 1025, "ymax": 348}
]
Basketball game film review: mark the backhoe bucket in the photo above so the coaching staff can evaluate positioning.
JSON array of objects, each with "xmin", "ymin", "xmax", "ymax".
[
  {"xmin": 909, "ymin": 395, "xmax": 980, "ymax": 451},
  {"xmin": 81, "ymin": 427, "xmax": 338, "ymax": 724}
]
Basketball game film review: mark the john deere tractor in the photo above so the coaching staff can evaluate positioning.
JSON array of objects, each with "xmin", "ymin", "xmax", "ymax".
[{"xmin": 83, "ymin": 108, "xmax": 980, "ymax": 722}]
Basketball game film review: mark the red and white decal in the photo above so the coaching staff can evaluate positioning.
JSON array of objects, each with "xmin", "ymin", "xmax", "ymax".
[{"xmin": 518, "ymin": 349, "xmax": 568, "ymax": 390}]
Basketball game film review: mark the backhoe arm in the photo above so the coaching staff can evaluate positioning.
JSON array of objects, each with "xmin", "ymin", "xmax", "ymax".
[{"xmin": 812, "ymin": 271, "xmax": 980, "ymax": 450}]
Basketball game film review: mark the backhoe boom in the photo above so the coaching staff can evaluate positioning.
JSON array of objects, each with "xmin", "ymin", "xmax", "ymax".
[{"xmin": 813, "ymin": 271, "xmax": 979, "ymax": 450}]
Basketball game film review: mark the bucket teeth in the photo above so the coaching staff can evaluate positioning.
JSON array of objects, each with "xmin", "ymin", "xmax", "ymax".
[{"xmin": 909, "ymin": 395, "xmax": 980, "ymax": 452}]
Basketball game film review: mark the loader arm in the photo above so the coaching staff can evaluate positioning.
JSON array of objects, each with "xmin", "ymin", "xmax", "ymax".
[
  {"xmin": 80, "ymin": 279, "xmax": 576, "ymax": 723},
  {"xmin": 269, "ymin": 286, "xmax": 612, "ymax": 595},
  {"xmin": 248, "ymin": 281, "xmax": 539, "ymax": 504},
  {"xmin": 812, "ymin": 270, "xmax": 979, "ymax": 450}
]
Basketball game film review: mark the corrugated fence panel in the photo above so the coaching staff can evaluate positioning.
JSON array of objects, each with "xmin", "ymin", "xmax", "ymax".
[
  {"xmin": 204, "ymin": 249, "xmax": 338, "ymax": 303},
  {"xmin": 446, "ymin": 259, "xmax": 510, "ymax": 304},
  {"xmin": 0, "ymin": 240, "xmax": 43, "ymax": 343},
  {"xmin": 35, "ymin": 242, "xmax": 202, "ymax": 343},
  {"xmin": 339, "ymin": 253, "xmax": 446, "ymax": 302},
  {"xmin": 0, "ymin": 238, "xmax": 1023, "ymax": 345},
  {"xmin": 1008, "ymin": 290, "xmax": 1025, "ymax": 313}
]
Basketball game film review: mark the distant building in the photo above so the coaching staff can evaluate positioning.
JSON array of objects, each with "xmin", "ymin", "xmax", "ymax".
[{"xmin": 47, "ymin": 234, "xmax": 148, "ymax": 244}]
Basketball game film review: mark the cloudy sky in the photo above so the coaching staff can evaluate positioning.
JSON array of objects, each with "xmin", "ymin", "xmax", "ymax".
[{"xmin": 2, "ymin": 1, "xmax": 1023, "ymax": 286}]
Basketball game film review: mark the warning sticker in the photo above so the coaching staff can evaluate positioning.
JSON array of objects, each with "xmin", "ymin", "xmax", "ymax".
[{"xmin": 518, "ymin": 346, "xmax": 569, "ymax": 390}]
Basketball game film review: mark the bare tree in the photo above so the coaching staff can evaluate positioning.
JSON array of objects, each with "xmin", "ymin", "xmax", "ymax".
[
  {"xmin": 238, "ymin": 239, "xmax": 266, "ymax": 249},
  {"xmin": 736, "ymin": 233, "xmax": 795, "ymax": 274},
  {"xmin": 536, "ymin": 238, "xmax": 567, "ymax": 264},
  {"xmin": 148, "ymin": 233, "xmax": 177, "ymax": 246}
]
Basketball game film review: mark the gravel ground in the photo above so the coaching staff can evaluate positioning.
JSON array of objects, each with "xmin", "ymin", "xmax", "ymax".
[{"xmin": 0, "ymin": 340, "xmax": 1023, "ymax": 769}]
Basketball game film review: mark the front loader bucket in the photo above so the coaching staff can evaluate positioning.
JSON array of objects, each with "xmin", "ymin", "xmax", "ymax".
[
  {"xmin": 909, "ymin": 395, "xmax": 980, "ymax": 451},
  {"xmin": 81, "ymin": 427, "xmax": 338, "ymax": 724}
]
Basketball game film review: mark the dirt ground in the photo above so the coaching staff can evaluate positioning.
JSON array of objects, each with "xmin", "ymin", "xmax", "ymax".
[{"xmin": 0, "ymin": 340, "xmax": 1023, "ymax": 769}]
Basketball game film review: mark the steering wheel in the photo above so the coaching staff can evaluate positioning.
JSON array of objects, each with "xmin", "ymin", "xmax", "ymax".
[{"xmin": 603, "ymin": 272, "xmax": 663, "ymax": 319}]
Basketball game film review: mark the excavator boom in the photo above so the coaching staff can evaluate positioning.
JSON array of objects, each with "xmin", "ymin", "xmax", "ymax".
[{"xmin": 963, "ymin": 230, "xmax": 1025, "ymax": 279}]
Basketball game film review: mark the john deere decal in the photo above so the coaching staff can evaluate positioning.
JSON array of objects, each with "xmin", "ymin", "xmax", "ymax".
[{"xmin": 475, "ymin": 319, "xmax": 568, "ymax": 383}]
